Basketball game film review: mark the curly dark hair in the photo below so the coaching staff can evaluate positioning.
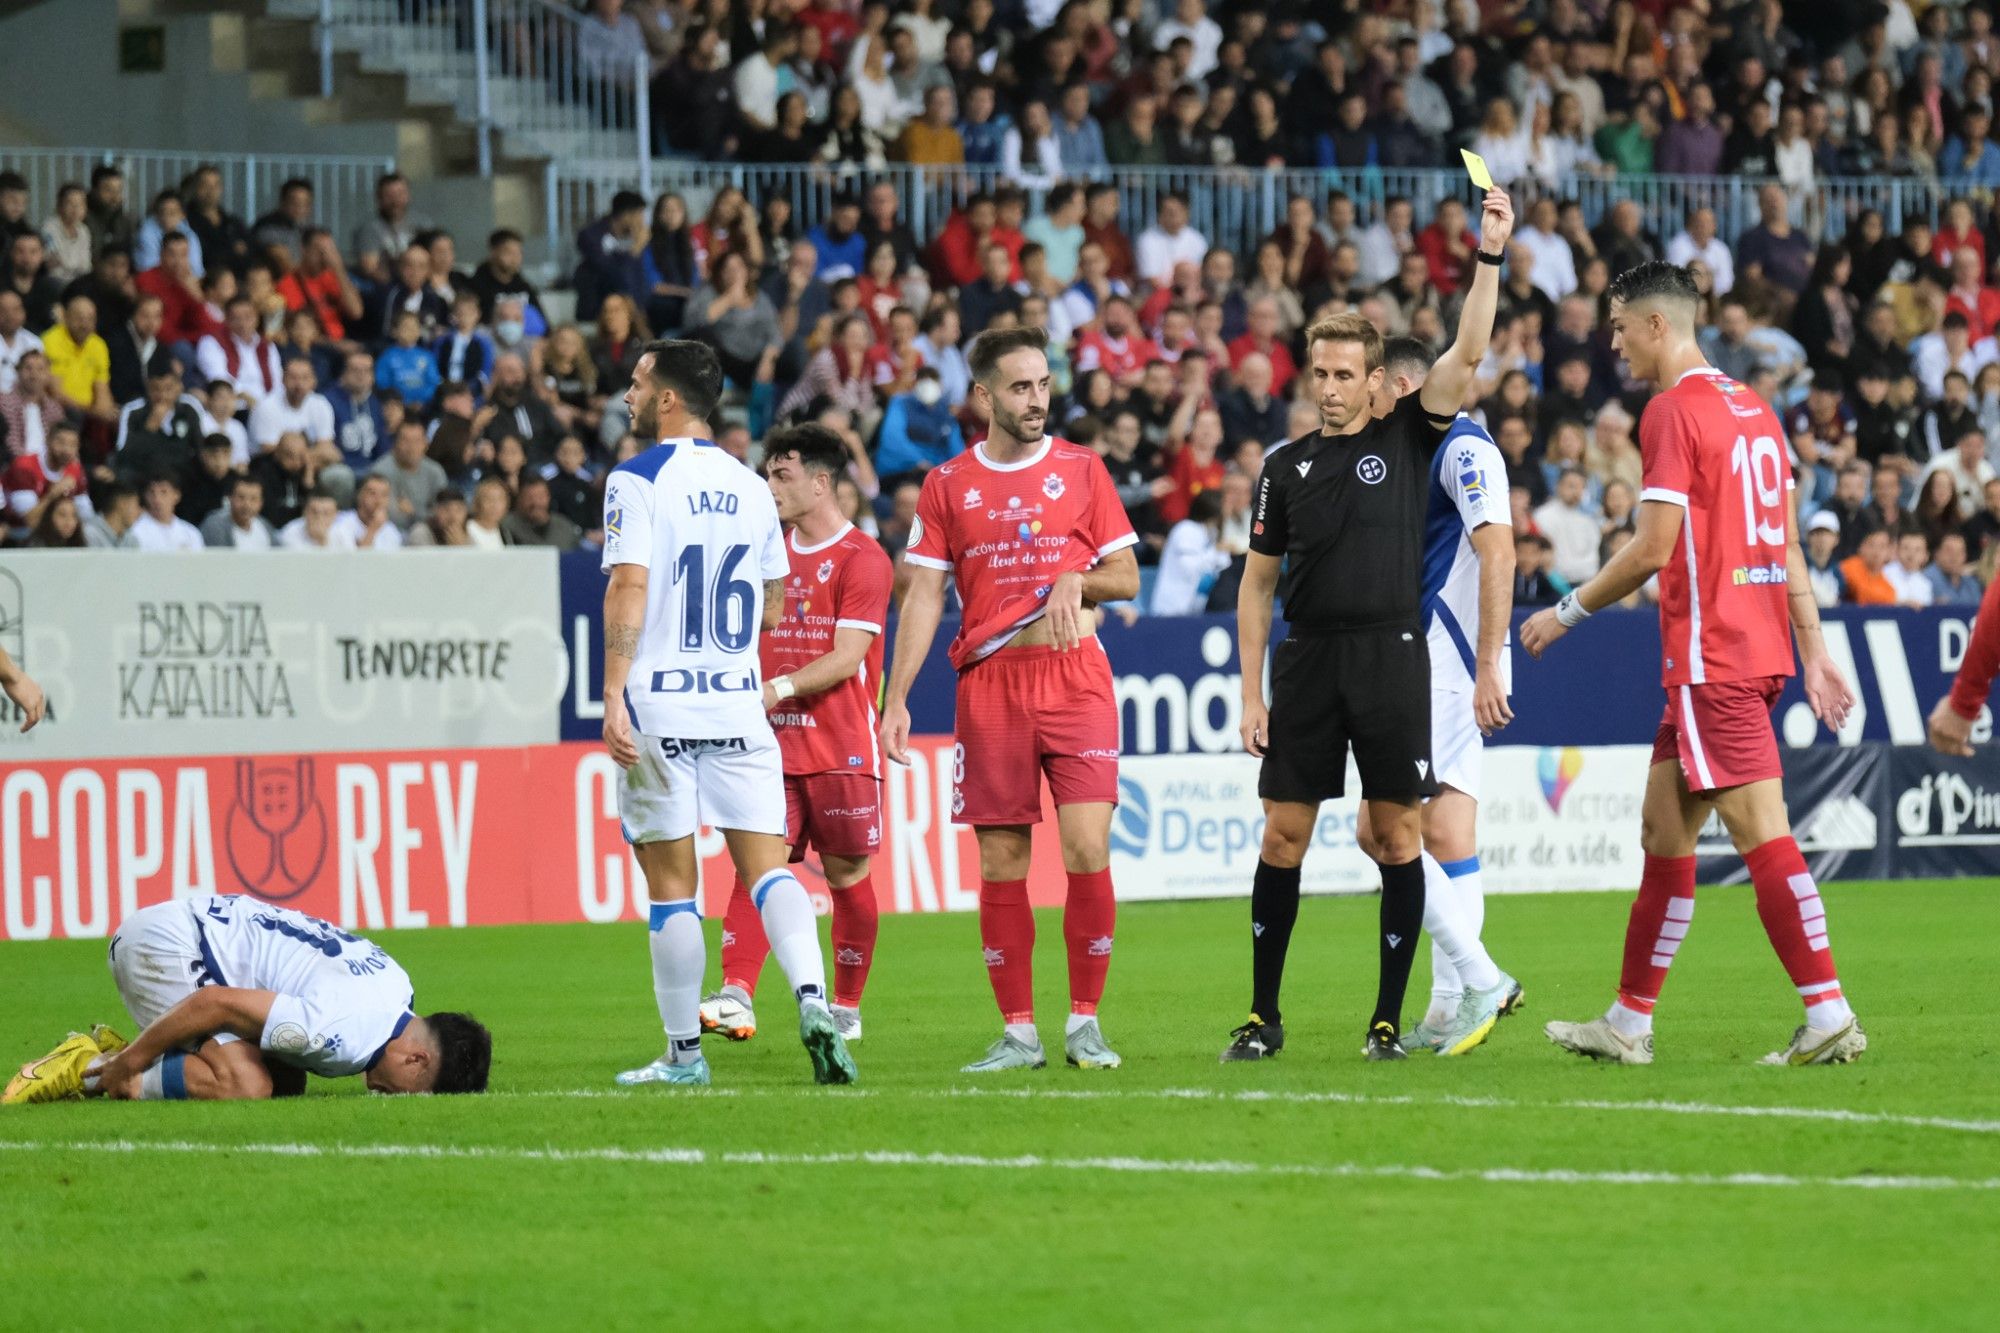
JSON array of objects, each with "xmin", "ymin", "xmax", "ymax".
[{"xmin": 425, "ymin": 1011, "xmax": 492, "ymax": 1094}]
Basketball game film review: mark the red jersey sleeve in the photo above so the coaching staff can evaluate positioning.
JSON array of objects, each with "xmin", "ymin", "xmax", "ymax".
[
  {"xmin": 1639, "ymin": 397, "xmax": 1696, "ymax": 507},
  {"xmin": 904, "ymin": 468, "xmax": 954, "ymax": 570},
  {"xmin": 1950, "ymin": 574, "xmax": 2000, "ymax": 720},
  {"xmin": 834, "ymin": 540, "xmax": 894, "ymax": 634},
  {"xmin": 1084, "ymin": 451, "xmax": 1139, "ymax": 562}
]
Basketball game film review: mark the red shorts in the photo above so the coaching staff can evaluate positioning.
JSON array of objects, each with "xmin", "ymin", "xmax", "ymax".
[
  {"xmin": 952, "ymin": 640, "xmax": 1120, "ymax": 825},
  {"xmin": 785, "ymin": 772, "xmax": 883, "ymax": 861},
  {"xmin": 1651, "ymin": 676, "xmax": 1786, "ymax": 794}
]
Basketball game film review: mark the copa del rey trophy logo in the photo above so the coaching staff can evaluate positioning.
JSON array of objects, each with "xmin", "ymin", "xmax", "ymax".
[{"xmin": 224, "ymin": 758, "xmax": 329, "ymax": 901}]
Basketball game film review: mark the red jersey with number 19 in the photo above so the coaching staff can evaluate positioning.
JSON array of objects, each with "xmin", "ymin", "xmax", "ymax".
[
  {"xmin": 762, "ymin": 523, "xmax": 894, "ymax": 778},
  {"xmin": 1638, "ymin": 367, "xmax": 1797, "ymax": 689},
  {"xmin": 905, "ymin": 437, "xmax": 1138, "ymax": 670}
]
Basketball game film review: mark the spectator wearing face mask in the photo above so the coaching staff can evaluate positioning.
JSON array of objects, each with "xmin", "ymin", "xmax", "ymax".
[{"xmin": 873, "ymin": 367, "xmax": 965, "ymax": 481}]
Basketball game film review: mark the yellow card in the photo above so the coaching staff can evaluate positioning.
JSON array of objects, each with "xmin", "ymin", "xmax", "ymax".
[{"xmin": 1460, "ymin": 148, "xmax": 1493, "ymax": 191}]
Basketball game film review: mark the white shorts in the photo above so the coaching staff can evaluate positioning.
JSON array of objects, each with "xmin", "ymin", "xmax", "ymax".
[
  {"xmin": 620, "ymin": 731, "xmax": 786, "ymax": 843},
  {"xmin": 1430, "ymin": 686, "xmax": 1483, "ymax": 801},
  {"xmin": 106, "ymin": 900, "xmax": 240, "ymax": 1047}
]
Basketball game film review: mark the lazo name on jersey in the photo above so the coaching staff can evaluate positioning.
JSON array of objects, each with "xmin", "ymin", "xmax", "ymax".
[{"xmin": 686, "ymin": 490, "xmax": 741, "ymax": 515}]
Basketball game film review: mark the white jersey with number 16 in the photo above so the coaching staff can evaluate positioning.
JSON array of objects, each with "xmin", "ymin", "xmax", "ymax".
[{"xmin": 602, "ymin": 437, "xmax": 789, "ymax": 740}]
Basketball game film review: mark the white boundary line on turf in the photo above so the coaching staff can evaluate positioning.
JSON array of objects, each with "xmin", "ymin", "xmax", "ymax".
[
  {"xmin": 0, "ymin": 1137, "xmax": 1994, "ymax": 1192},
  {"xmin": 492, "ymin": 1085, "xmax": 2000, "ymax": 1135}
]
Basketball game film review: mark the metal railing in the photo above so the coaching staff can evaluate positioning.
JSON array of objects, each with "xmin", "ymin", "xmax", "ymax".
[
  {"xmin": 545, "ymin": 161, "xmax": 1957, "ymax": 278},
  {"xmin": 0, "ymin": 146, "xmax": 397, "ymax": 245},
  {"xmin": 307, "ymin": 0, "xmax": 649, "ymax": 177}
]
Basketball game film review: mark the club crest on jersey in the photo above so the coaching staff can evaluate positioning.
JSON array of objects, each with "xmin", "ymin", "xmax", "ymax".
[
  {"xmin": 964, "ymin": 487, "xmax": 982, "ymax": 508},
  {"xmin": 816, "ymin": 559, "xmax": 834, "ymax": 584},
  {"xmin": 1042, "ymin": 472, "xmax": 1066, "ymax": 500},
  {"xmin": 604, "ymin": 504, "xmax": 623, "ymax": 538},
  {"xmin": 908, "ymin": 514, "xmax": 925, "ymax": 548},
  {"xmin": 1357, "ymin": 455, "xmax": 1387, "ymax": 485}
]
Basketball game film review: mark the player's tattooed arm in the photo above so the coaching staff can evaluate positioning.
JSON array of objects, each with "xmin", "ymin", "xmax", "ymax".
[
  {"xmin": 762, "ymin": 579, "xmax": 785, "ymax": 631},
  {"xmin": 602, "ymin": 566, "xmax": 649, "ymax": 768},
  {"xmin": 605, "ymin": 624, "xmax": 640, "ymax": 659}
]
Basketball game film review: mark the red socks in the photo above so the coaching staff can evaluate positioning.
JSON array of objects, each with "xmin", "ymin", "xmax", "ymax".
[
  {"xmin": 1616, "ymin": 854, "xmax": 1697, "ymax": 1017},
  {"xmin": 1062, "ymin": 867, "xmax": 1116, "ymax": 1016},
  {"xmin": 831, "ymin": 874, "xmax": 880, "ymax": 1009},
  {"xmin": 1744, "ymin": 836, "xmax": 1848, "ymax": 1021},
  {"xmin": 720, "ymin": 875, "xmax": 769, "ymax": 996},
  {"xmin": 979, "ymin": 877, "xmax": 1036, "ymax": 1024}
]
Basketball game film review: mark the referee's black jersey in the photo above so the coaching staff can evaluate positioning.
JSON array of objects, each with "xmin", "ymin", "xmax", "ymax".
[{"xmin": 1249, "ymin": 391, "xmax": 1451, "ymax": 629}]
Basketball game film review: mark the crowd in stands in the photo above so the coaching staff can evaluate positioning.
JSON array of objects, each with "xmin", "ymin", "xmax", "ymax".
[{"xmin": 8, "ymin": 0, "xmax": 2000, "ymax": 616}]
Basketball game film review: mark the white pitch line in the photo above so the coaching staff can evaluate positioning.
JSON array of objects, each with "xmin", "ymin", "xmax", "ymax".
[
  {"xmin": 491, "ymin": 1083, "xmax": 2000, "ymax": 1136},
  {"xmin": 0, "ymin": 1137, "xmax": 1994, "ymax": 1193}
]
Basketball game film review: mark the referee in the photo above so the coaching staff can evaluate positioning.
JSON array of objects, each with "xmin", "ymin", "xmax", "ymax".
[{"xmin": 1223, "ymin": 185, "xmax": 1515, "ymax": 1063}]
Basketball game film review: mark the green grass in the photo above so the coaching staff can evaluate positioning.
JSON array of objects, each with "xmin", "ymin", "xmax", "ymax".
[{"xmin": 4, "ymin": 881, "xmax": 1998, "ymax": 1331}]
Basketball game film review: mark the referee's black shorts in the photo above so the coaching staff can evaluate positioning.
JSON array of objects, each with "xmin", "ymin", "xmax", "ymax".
[{"xmin": 1257, "ymin": 624, "xmax": 1438, "ymax": 805}]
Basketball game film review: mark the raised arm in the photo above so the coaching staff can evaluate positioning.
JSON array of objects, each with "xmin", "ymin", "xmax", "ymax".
[
  {"xmin": 1236, "ymin": 550, "xmax": 1282, "ymax": 756},
  {"xmin": 1420, "ymin": 187, "xmax": 1515, "ymax": 421},
  {"xmin": 879, "ymin": 561, "xmax": 949, "ymax": 765}
]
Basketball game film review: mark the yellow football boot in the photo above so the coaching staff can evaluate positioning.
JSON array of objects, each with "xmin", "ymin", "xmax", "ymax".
[
  {"xmin": 87, "ymin": 1024, "xmax": 129, "ymax": 1057},
  {"xmin": 3, "ymin": 1033, "xmax": 102, "ymax": 1105}
]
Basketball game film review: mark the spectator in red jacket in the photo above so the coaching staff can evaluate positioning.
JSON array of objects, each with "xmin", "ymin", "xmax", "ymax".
[
  {"xmin": 1945, "ymin": 246, "xmax": 2000, "ymax": 341},
  {"xmin": 1225, "ymin": 297, "xmax": 1298, "ymax": 396},
  {"xmin": 1415, "ymin": 197, "xmax": 1477, "ymax": 296},
  {"xmin": 135, "ymin": 232, "xmax": 208, "ymax": 346},
  {"xmin": 1073, "ymin": 295, "xmax": 1159, "ymax": 388}
]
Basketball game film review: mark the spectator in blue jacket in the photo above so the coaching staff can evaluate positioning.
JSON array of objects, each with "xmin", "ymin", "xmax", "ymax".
[
  {"xmin": 376, "ymin": 310, "xmax": 441, "ymax": 410},
  {"xmin": 433, "ymin": 291, "xmax": 495, "ymax": 399},
  {"xmin": 573, "ymin": 190, "xmax": 648, "ymax": 321},
  {"xmin": 327, "ymin": 350, "xmax": 392, "ymax": 473},
  {"xmin": 806, "ymin": 194, "xmax": 868, "ymax": 281},
  {"xmin": 873, "ymin": 368, "xmax": 965, "ymax": 480}
]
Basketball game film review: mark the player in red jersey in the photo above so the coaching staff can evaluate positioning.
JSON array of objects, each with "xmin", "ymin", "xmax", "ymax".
[
  {"xmin": 1930, "ymin": 572, "xmax": 2000, "ymax": 754},
  {"xmin": 701, "ymin": 424, "xmax": 895, "ymax": 1046},
  {"xmin": 1521, "ymin": 262, "xmax": 1866, "ymax": 1067},
  {"xmin": 880, "ymin": 325, "xmax": 1141, "ymax": 1072}
]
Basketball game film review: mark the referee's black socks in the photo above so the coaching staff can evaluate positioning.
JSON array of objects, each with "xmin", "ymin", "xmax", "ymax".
[
  {"xmin": 1250, "ymin": 860, "xmax": 1302, "ymax": 1024},
  {"xmin": 1373, "ymin": 857, "xmax": 1427, "ymax": 1031}
]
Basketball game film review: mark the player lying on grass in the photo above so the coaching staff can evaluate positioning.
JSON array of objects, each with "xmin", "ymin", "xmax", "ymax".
[
  {"xmin": 1521, "ymin": 261, "xmax": 1865, "ymax": 1067},
  {"xmin": 4, "ymin": 894, "xmax": 491, "ymax": 1104}
]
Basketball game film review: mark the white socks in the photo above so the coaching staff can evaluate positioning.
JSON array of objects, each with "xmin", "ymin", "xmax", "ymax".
[
  {"xmin": 1420, "ymin": 852, "xmax": 1502, "ymax": 1002},
  {"xmin": 648, "ymin": 900, "xmax": 705, "ymax": 1064},
  {"xmin": 751, "ymin": 869, "xmax": 830, "ymax": 1011},
  {"xmin": 1006, "ymin": 1022, "xmax": 1041, "ymax": 1047}
]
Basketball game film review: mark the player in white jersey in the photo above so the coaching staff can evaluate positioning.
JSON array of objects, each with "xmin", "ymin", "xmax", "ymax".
[
  {"xmin": 4, "ymin": 894, "xmax": 490, "ymax": 1103},
  {"xmin": 602, "ymin": 338, "xmax": 856, "ymax": 1088},
  {"xmin": 1352, "ymin": 337, "xmax": 1522, "ymax": 1055}
]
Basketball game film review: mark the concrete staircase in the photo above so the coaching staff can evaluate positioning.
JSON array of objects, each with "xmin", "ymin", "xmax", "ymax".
[{"xmin": 0, "ymin": 0, "xmax": 564, "ymax": 262}]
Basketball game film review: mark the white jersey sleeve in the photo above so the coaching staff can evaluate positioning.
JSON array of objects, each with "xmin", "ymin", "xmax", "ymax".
[
  {"xmin": 1422, "ymin": 422, "xmax": 1514, "ymax": 695},
  {"xmin": 1439, "ymin": 433, "xmax": 1511, "ymax": 534},
  {"xmin": 261, "ymin": 992, "xmax": 412, "ymax": 1078},
  {"xmin": 602, "ymin": 463, "xmax": 658, "ymax": 572}
]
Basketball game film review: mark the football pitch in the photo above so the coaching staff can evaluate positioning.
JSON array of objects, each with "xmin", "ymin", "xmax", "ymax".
[{"xmin": 3, "ymin": 880, "xmax": 1997, "ymax": 1331}]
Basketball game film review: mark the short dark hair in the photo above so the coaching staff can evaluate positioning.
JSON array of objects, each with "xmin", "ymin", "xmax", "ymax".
[
  {"xmin": 763, "ymin": 422, "xmax": 849, "ymax": 478},
  {"xmin": 611, "ymin": 189, "xmax": 647, "ymax": 216},
  {"xmin": 280, "ymin": 176, "xmax": 314, "ymax": 197},
  {"xmin": 426, "ymin": 1011, "xmax": 492, "ymax": 1094},
  {"xmin": 1606, "ymin": 260, "xmax": 1701, "ymax": 310},
  {"xmin": 89, "ymin": 164, "xmax": 122, "ymax": 188},
  {"xmin": 488, "ymin": 227, "xmax": 523, "ymax": 249},
  {"xmin": 0, "ymin": 171, "xmax": 27, "ymax": 195},
  {"xmin": 638, "ymin": 338, "xmax": 723, "ymax": 420},
  {"xmin": 967, "ymin": 326, "xmax": 1049, "ymax": 385},
  {"xmin": 231, "ymin": 471, "xmax": 261, "ymax": 492},
  {"xmin": 1381, "ymin": 335, "xmax": 1437, "ymax": 383}
]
